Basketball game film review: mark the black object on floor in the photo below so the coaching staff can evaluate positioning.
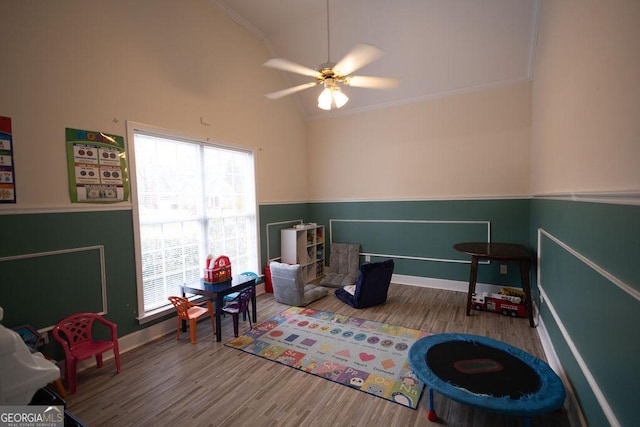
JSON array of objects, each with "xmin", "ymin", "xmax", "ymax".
[{"xmin": 30, "ymin": 387, "xmax": 87, "ymax": 427}]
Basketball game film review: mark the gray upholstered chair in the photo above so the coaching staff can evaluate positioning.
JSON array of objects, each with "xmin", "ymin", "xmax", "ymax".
[
  {"xmin": 269, "ymin": 261, "xmax": 328, "ymax": 306},
  {"xmin": 320, "ymin": 243, "xmax": 360, "ymax": 288}
]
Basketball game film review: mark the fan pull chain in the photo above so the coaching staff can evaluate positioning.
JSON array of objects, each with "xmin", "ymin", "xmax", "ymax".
[{"xmin": 326, "ymin": 0, "xmax": 331, "ymax": 62}]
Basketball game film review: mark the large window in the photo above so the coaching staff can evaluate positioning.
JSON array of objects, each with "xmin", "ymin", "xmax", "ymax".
[{"xmin": 128, "ymin": 124, "xmax": 258, "ymax": 319}]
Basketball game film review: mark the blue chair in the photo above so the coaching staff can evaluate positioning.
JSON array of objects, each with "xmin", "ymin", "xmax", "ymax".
[
  {"xmin": 223, "ymin": 272, "xmax": 257, "ymax": 321},
  {"xmin": 334, "ymin": 260, "xmax": 394, "ymax": 309}
]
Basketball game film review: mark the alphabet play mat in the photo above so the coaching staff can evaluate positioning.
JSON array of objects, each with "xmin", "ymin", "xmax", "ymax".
[{"xmin": 226, "ymin": 306, "xmax": 430, "ymax": 409}]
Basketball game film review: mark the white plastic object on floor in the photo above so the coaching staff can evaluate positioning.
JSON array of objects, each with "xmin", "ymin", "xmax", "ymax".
[{"xmin": 0, "ymin": 306, "xmax": 61, "ymax": 405}]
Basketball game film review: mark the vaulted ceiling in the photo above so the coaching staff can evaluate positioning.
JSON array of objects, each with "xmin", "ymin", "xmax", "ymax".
[{"xmin": 212, "ymin": 0, "xmax": 540, "ymax": 119}]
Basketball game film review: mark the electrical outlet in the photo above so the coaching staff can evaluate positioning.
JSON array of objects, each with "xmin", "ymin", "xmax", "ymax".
[
  {"xmin": 365, "ymin": 255, "xmax": 371, "ymax": 262},
  {"xmin": 500, "ymin": 264, "xmax": 508, "ymax": 274}
]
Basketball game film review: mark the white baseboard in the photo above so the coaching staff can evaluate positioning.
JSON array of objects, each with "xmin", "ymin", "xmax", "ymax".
[
  {"xmin": 392, "ymin": 273, "xmax": 507, "ymax": 295},
  {"xmin": 536, "ymin": 315, "xmax": 588, "ymax": 427}
]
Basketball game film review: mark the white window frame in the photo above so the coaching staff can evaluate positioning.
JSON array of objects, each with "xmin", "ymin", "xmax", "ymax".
[{"xmin": 126, "ymin": 121, "xmax": 260, "ymax": 323}]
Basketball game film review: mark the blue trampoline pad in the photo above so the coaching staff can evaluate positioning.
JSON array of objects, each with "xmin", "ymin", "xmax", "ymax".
[{"xmin": 409, "ymin": 333, "xmax": 566, "ymax": 423}]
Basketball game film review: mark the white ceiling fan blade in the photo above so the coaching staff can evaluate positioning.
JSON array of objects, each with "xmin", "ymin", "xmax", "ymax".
[
  {"xmin": 263, "ymin": 58, "xmax": 322, "ymax": 78},
  {"xmin": 333, "ymin": 44, "xmax": 384, "ymax": 77},
  {"xmin": 265, "ymin": 82, "xmax": 318, "ymax": 99},
  {"xmin": 344, "ymin": 75, "xmax": 400, "ymax": 89}
]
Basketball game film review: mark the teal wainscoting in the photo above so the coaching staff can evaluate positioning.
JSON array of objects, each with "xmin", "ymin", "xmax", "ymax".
[
  {"xmin": 0, "ymin": 210, "xmax": 141, "ymax": 341},
  {"xmin": 260, "ymin": 199, "xmax": 530, "ymax": 287},
  {"xmin": 531, "ymin": 199, "xmax": 640, "ymax": 427}
]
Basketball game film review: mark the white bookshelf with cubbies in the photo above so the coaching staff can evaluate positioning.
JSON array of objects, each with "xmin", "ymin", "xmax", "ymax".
[{"xmin": 281, "ymin": 224, "xmax": 325, "ymax": 283}]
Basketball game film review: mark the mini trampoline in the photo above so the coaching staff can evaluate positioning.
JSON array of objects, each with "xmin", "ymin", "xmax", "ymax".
[{"xmin": 409, "ymin": 333, "xmax": 565, "ymax": 426}]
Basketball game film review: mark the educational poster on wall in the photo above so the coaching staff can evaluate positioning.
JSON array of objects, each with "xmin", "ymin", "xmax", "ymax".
[
  {"xmin": 0, "ymin": 116, "xmax": 16, "ymax": 203},
  {"xmin": 66, "ymin": 127, "xmax": 129, "ymax": 203}
]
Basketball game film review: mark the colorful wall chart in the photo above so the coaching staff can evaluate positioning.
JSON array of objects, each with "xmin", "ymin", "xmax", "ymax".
[
  {"xmin": 0, "ymin": 116, "xmax": 16, "ymax": 203},
  {"xmin": 66, "ymin": 128, "xmax": 129, "ymax": 203}
]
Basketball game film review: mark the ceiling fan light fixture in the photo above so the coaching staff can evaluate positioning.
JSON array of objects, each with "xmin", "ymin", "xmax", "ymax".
[
  {"xmin": 263, "ymin": 0, "xmax": 396, "ymax": 110},
  {"xmin": 318, "ymin": 87, "xmax": 333, "ymax": 110},
  {"xmin": 317, "ymin": 77, "xmax": 349, "ymax": 110},
  {"xmin": 333, "ymin": 87, "xmax": 349, "ymax": 108}
]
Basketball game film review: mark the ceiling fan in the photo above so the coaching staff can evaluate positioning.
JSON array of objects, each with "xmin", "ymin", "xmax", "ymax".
[{"xmin": 263, "ymin": 0, "xmax": 399, "ymax": 110}]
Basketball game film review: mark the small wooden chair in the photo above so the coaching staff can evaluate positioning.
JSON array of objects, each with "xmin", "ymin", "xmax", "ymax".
[{"xmin": 167, "ymin": 296, "xmax": 215, "ymax": 344}]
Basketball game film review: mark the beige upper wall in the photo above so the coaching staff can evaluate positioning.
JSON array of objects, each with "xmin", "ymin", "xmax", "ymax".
[
  {"xmin": 307, "ymin": 82, "xmax": 532, "ymax": 201},
  {"xmin": 6, "ymin": 1, "xmax": 635, "ymax": 207},
  {"xmin": 0, "ymin": 0, "xmax": 308, "ymax": 209},
  {"xmin": 531, "ymin": 0, "xmax": 640, "ymax": 195}
]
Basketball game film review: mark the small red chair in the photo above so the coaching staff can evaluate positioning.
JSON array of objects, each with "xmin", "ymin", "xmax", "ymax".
[
  {"xmin": 52, "ymin": 313, "xmax": 121, "ymax": 395},
  {"xmin": 168, "ymin": 296, "xmax": 215, "ymax": 344}
]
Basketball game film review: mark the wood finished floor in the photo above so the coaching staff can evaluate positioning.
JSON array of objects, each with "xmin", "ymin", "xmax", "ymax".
[{"xmin": 64, "ymin": 284, "xmax": 572, "ymax": 427}]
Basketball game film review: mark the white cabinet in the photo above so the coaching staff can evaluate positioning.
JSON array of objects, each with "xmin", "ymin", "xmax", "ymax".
[{"xmin": 281, "ymin": 224, "xmax": 325, "ymax": 282}]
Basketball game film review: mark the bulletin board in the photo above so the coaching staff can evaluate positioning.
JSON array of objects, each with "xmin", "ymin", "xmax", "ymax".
[
  {"xmin": 0, "ymin": 116, "xmax": 16, "ymax": 203},
  {"xmin": 66, "ymin": 127, "xmax": 129, "ymax": 203}
]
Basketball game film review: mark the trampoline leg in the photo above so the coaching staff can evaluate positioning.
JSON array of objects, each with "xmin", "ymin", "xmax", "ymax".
[{"xmin": 426, "ymin": 388, "xmax": 437, "ymax": 422}]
